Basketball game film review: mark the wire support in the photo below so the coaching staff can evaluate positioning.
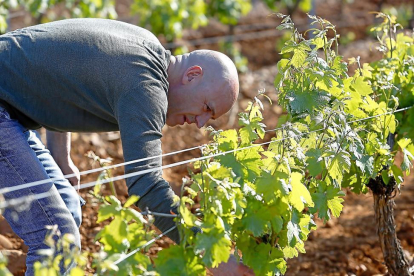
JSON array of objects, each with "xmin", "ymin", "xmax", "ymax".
[
  {"xmin": 0, "ymin": 120, "xmax": 280, "ymax": 195},
  {"xmin": 162, "ymin": 14, "xmax": 377, "ymax": 49},
  {"xmin": 0, "ymin": 105, "xmax": 412, "ymax": 210},
  {"xmin": 0, "ymin": 120, "xmax": 278, "ymax": 196},
  {"xmin": 2, "ymin": 101, "xmax": 405, "ymax": 197},
  {"xmin": 141, "ymin": 207, "xmax": 178, "ymax": 218},
  {"xmin": 0, "ymin": 145, "xmax": 203, "ymax": 195},
  {"xmin": 264, "ymin": 106, "xmax": 414, "ymax": 133},
  {"xmin": 0, "ymin": 136, "xmax": 278, "ymax": 210},
  {"xmin": 0, "ymin": 130, "xmax": 296, "ymax": 209},
  {"xmin": 4, "ymin": 102, "xmax": 405, "ymax": 197},
  {"xmin": 113, "ymin": 225, "xmax": 177, "ymax": 266}
]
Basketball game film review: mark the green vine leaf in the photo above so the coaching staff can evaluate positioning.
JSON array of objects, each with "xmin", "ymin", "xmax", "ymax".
[
  {"xmin": 287, "ymin": 91, "xmax": 331, "ymax": 114},
  {"xmin": 194, "ymin": 228, "xmax": 231, "ymax": 268},
  {"xmin": 288, "ymin": 172, "xmax": 314, "ymax": 212},
  {"xmin": 326, "ymin": 150, "xmax": 351, "ymax": 182},
  {"xmin": 311, "ymin": 182, "xmax": 345, "ymax": 221},
  {"xmin": 155, "ymin": 245, "xmax": 205, "ymax": 276},
  {"xmin": 281, "ymin": 40, "xmax": 312, "ymax": 68}
]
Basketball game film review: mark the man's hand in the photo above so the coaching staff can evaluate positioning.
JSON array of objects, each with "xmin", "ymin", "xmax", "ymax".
[
  {"xmin": 58, "ymin": 157, "xmax": 81, "ymax": 189},
  {"xmin": 208, "ymin": 254, "xmax": 254, "ymax": 276},
  {"xmin": 46, "ymin": 131, "xmax": 80, "ymax": 189}
]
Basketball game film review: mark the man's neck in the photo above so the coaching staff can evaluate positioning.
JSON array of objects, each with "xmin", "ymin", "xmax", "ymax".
[{"xmin": 167, "ymin": 55, "xmax": 182, "ymax": 87}]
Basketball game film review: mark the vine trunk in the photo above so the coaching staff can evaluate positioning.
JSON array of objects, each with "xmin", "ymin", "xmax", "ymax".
[{"xmin": 369, "ymin": 177, "xmax": 411, "ymax": 275}]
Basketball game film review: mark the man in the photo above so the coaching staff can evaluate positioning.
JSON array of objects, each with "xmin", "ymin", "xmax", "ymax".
[{"xmin": 0, "ymin": 18, "xmax": 250, "ymax": 275}]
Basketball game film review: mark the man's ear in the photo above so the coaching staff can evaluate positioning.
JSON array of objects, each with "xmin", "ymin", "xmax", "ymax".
[{"xmin": 182, "ymin": 65, "xmax": 203, "ymax": 84}]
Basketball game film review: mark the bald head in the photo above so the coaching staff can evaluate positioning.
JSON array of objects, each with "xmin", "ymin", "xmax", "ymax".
[
  {"xmin": 166, "ymin": 50, "xmax": 239, "ymax": 128},
  {"xmin": 186, "ymin": 50, "xmax": 239, "ymax": 103}
]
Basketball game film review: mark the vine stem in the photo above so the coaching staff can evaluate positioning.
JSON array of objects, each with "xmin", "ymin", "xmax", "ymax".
[
  {"xmin": 388, "ymin": 15, "xmax": 393, "ymax": 59},
  {"xmin": 200, "ymin": 148, "xmax": 207, "ymax": 212},
  {"xmin": 356, "ymin": 56, "xmax": 363, "ymax": 77},
  {"xmin": 321, "ymin": 128, "xmax": 352, "ymax": 182},
  {"xmin": 316, "ymin": 110, "xmax": 336, "ymax": 149}
]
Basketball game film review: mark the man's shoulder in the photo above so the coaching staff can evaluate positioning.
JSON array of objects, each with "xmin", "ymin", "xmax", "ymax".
[
  {"xmin": 68, "ymin": 19, "xmax": 159, "ymax": 42},
  {"xmin": 17, "ymin": 18, "xmax": 160, "ymax": 47}
]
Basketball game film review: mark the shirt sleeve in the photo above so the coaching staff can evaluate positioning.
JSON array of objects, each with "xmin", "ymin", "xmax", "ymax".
[{"xmin": 115, "ymin": 80, "xmax": 180, "ymax": 244}]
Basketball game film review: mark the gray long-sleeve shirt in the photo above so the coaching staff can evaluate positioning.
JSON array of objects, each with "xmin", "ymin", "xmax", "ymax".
[{"xmin": 0, "ymin": 18, "xmax": 179, "ymax": 242}]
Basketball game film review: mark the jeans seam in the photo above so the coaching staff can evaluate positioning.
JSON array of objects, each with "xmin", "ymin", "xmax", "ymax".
[{"xmin": 1, "ymin": 151, "xmax": 56, "ymax": 227}]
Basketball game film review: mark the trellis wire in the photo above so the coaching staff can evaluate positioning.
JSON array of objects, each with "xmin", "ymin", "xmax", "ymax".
[
  {"xmin": 3, "ymin": 102, "xmax": 407, "ymax": 197},
  {"xmin": 0, "ymin": 145, "xmax": 203, "ymax": 195},
  {"xmin": 0, "ymin": 105, "xmax": 411, "ymax": 210},
  {"xmin": 0, "ymin": 136, "xmax": 276, "ymax": 209},
  {"xmin": 112, "ymin": 225, "xmax": 177, "ymax": 266},
  {"xmin": 161, "ymin": 11, "xmax": 381, "ymax": 49},
  {"xmin": 0, "ymin": 123, "xmax": 282, "ymax": 195},
  {"xmin": 141, "ymin": 208, "xmax": 178, "ymax": 218}
]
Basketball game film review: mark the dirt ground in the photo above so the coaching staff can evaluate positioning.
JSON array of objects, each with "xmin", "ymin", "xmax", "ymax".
[{"xmin": 1, "ymin": 0, "xmax": 414, "ymax": 275}]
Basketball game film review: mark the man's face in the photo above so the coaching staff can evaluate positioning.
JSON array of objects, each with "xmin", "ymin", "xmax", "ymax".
[{"xmin": 166, "ymin": 86, "xmax": 233, "ymax": 128}]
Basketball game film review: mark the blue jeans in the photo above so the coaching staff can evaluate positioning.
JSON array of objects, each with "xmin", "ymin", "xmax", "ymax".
[{"xmin": 0, "ymin": 105, "xmax": 83, "ymax": 275}]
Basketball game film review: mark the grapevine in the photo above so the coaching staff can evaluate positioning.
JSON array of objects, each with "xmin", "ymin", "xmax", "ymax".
[{"xmin": 163, "ymin": 12, "xmax": 414, "ymax": 275}]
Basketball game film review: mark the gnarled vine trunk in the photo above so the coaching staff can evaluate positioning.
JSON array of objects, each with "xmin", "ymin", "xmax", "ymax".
[{"xmin": 368, "ymin": 176, "xmax": 411, "ymax": 276}]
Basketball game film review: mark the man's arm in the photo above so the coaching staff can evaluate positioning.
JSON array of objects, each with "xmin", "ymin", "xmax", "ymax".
[
  {"xmin": 46, "ymin": 131, "xmax": 80, "ymax": 189},
  {"xmin": 115, "ymin": 81, "xmax": 181, "ymax": 243}
]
